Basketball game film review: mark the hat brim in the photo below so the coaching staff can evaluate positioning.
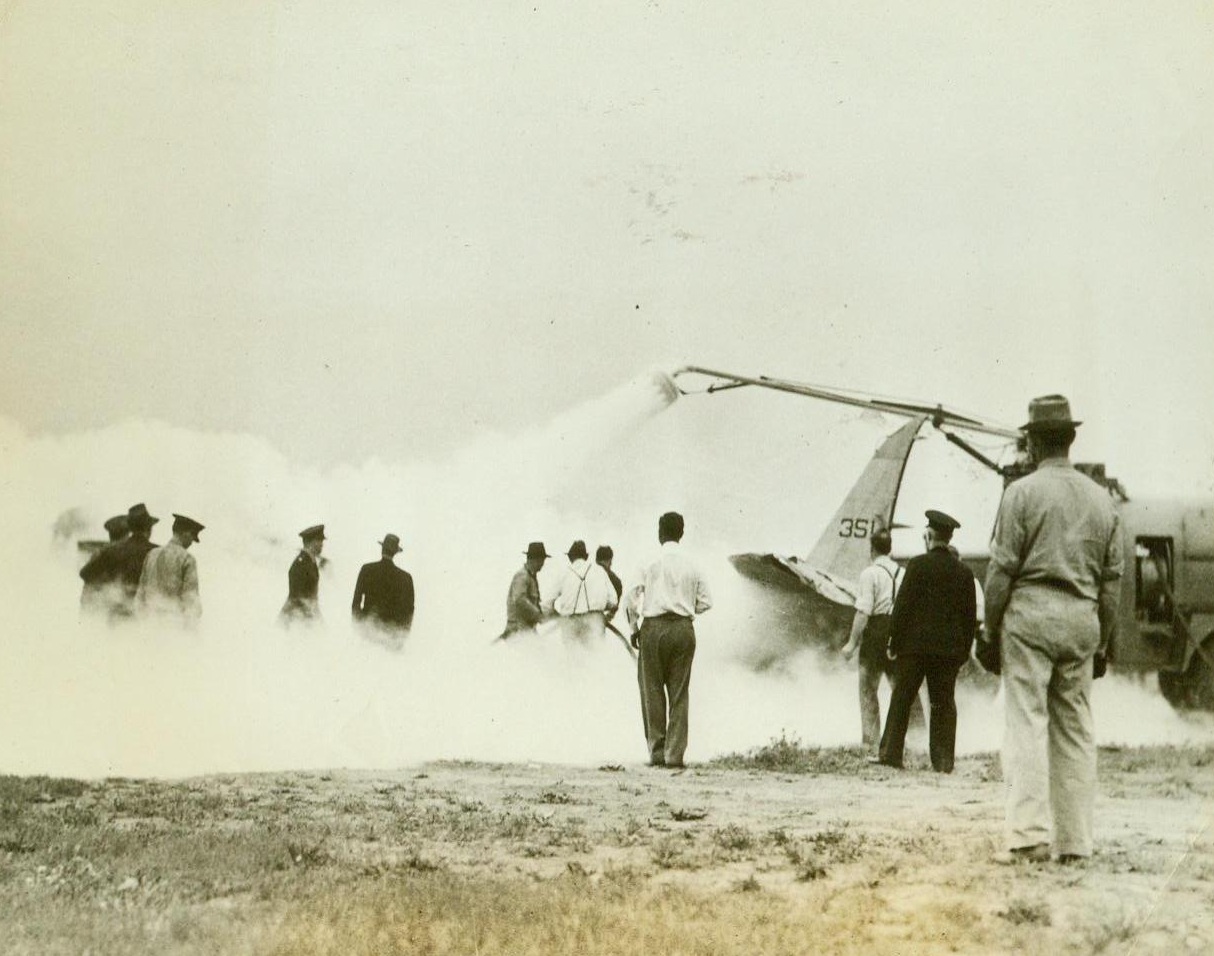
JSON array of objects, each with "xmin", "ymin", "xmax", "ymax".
[{"xmin": 1021, "ymin": 419, "xmax": 1082, "ymax": 432}]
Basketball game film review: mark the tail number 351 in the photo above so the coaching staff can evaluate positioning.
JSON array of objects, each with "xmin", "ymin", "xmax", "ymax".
[{"xmin": 838, "ymin": 517, "xmax": 881, "ymax": 539}]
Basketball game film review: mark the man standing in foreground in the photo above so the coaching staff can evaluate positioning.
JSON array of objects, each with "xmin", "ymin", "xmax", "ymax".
[
  {"xmin": 498, "ymin": 542, "xmax": 550, "ymax": 640},
  {"xmin": 985, "ymin": 395, "xmax": 1122, "ymax": 865},
  {"xmin": 280, "ymin": 524, "xmax": 325, "ymax": 625},
  {"xmin": 876, "ymin": 510, "xmax": 976, "ymax": 772},
  {"xmin": 136, "ymin": 513, "xmax": 204, "ymax": 624},
  {"xmin": 351, "ymin": 533, "xmax": 415, "ymax": 637},
  {"xmin": 634, "ymin": 511, "xmax": 712, "ymax": 769},
  {"xmin": 840, "ymin": 529, "xmax": 903, "ymax": 756}
]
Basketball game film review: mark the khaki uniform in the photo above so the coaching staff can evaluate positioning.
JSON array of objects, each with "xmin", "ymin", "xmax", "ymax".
[
  {"xmin": 136, "ymin": 540, "xmax": 202, "ymax": 623},
  {"xmin": 986, "ymin": 457, "xmax": 1122, "ymax": 857}
]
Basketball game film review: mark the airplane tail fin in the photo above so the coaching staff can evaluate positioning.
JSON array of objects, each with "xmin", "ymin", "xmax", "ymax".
[
  {"xmin": 728, "ymin": 416, "xmax": 924, "ymax": 609},
  {"xmin": 798, "ymin": 416, "xmax": 925, "ymax": 597}
]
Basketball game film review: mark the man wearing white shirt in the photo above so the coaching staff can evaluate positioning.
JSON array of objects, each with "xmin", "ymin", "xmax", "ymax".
[
  {"xmin": 841, "ymin": 529, "xmax": 902, "ymax": 755},
  {"xmin": 552, "ymin": 540, "xmax": 619, "ymax": 643},
  {"xmin": 633, "ymin": 512, "xmax": 712, "ymax": 769}
]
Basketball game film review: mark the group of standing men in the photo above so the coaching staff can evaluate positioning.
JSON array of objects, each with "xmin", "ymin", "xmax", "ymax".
[
  {"xmin": 79, "ymin": 511, "xmax": 415, "ymax": 637},
  {"xmin": 501, "ymin": 511, "xmax": 713, "ymax": 769},
  {"xmin": 842, "ymin": 393, "xmax": 1122, "ymax": 866},
  {"xmin": 843, "ymin": 508, "xmax": 977, "ymax": 774},
  {"xmin": 75, "ymin": 393, "xmax": 1119, "ymax": 865},
  {"xmin": 79, "ymin": 504, "xmax": 205, "ymax": 624}
]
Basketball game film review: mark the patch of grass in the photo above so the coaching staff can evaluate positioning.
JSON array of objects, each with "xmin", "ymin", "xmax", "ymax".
[
  {"xmin": 651, "ymin": 835, "xmax": 697, "ymax": 870},
  {"xmin": 1000, "ymin": 896, "xmax": 1051, "ymax": 926},
  {"xmin": 794, "ymin": 857, "xmax": 827, "ymax": 881},
  {"xmin": 807, "ymin": 826, "xmax": 865, "ymax": 865},
  {"xmin": 708, "ymin": 734, "xmax": 868, "ymax": 775},
  {"xmin": 0, "ymin": 775, "xmax": 90, "ymax": 803},
  {"xmin": 258, "ymin": 870, "xmax": 1015, "ymax": 956},
  {"xmin": 1083, "ymin": 906, "xmax": 1144, "ymax": 953},
  {"xmin": 712, "ymin": 824, "xmax": 754, "ymax": 853}
]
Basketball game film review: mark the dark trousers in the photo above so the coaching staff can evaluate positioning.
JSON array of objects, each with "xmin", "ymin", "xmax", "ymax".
[
  {"xmin": 638, "ymin": 614, "xmax": 696, "ymax": 766},
  {"xmin": 878, "ymin": 653, "xmax": 965, "ymax": 772}
]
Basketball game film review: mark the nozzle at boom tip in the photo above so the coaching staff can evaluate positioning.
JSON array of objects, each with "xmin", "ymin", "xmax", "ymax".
[{"xmin": 649, "ymin": 368, "xmax": 681, "ymax": 407}]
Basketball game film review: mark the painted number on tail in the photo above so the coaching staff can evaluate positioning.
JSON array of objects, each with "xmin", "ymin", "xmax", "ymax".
[{"xmin": 838, "ymin": 516, "xmax": 882, "ymax": 539}]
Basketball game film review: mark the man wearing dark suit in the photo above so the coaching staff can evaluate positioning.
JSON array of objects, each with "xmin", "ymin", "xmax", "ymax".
[
  {"xmin": 78, "ymin": 503, "xmax": 160, "ymax": 622},
  {"xmin": 280, "ymin": 524, "xmax": 325, "ymax": 624},
  {"xmin": 352, "ymin": 533, "xmax": 415, "ymax": 634},
  {"xmin": 877, "ymin": 509, "xmax": 977, "ymax": 772}
]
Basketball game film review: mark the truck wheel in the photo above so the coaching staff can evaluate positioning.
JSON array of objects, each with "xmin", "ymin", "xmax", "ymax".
[
  {"xmin": 1160, "ymin": 635, "xmax": 1214, "ymax": 711},
  {"xmin": 1159, "ymin": 668, "xmax": 1188, "ymax": 708}
]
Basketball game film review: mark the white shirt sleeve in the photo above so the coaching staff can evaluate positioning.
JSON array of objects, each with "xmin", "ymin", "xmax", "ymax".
[{"xmin": 854, "ymin": 566, "xmax": 878, "ymax": 615}]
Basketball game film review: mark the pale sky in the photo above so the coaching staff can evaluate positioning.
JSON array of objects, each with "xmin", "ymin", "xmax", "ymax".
[{"xmin": 2, "ymin": 1, "xmax": 1212, "ymax": 494}]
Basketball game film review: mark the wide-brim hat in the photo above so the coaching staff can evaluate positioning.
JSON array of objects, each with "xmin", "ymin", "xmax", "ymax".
[
  {"xmin": 127, "ymin": 503, "xmax": 159, "ymax": 528},
  {"xmin": 299, "ymin": 524, "xmax": 326, "ymax": 542},
  {"xmin": 524, "ymin": 542, "xmax": 551, "ymax": 560},
  {"xmin": 566, "ymin": 539, "xmax": 589, "ymax": 561},
  {"xmin": 1022, "ymin": 394, "xmax": 1082, "ymax": 432},
  {"xmin": 379, "ymin": 533, "xmax": 403, "ymax": 554},
  {"xmin": 172, "ymin": 513, "xmax": 205, "ymax": 541},
  {"xmin": 925, "ymin": 509, "xmax": 961, "ymax": 532}
]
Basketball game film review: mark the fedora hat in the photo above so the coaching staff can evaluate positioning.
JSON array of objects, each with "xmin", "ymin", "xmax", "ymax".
[
  {"xmin": 172, "ymin": 513, "xmax": 205, "ymax": 542},
  {"xmin": 524, "ymin": 542, "xmax": 551, "ymax": 560},
  {"xmin": 379, "ymin": 533, "xmax": 403, "ymax": 555},
  {"xmin": 1022, "ymin": 394, "xmax": 1082, "ymax": 432},
  {"xmin": 127, "ymin": 502, "xmax": 159, "ymax": 528}
]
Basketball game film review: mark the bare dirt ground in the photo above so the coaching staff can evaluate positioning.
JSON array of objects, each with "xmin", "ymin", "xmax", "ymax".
[{"xmin": 2, "ymin": 743, "xmax": 1212, "ymax": 955}]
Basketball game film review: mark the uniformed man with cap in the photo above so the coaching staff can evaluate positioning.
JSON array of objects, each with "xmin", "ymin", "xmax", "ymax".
[
  {"xmin": 876, "ymin": 509, "xmax": 977, "ymax": 772},
  {"xmin": 280, "ymin": 524, "xmax": 325, "ymax": 625},
  {"xmin": 985, "ymin": 395, "xmax": 1122, "ymax": 865},
  {"xmin": 351, "ymin": 532, "xmax": 415, "ymax": 637},
  {"xmin": 497, "ymin": 542, "xmax": 550, "ymax": 640},
  {"xmin": 78, "ymin": 503, "xmax": 160, "ymax": 622},
  {"xmin": 136, "ymin": 514, "xmax": 205, "ymax": 623}
]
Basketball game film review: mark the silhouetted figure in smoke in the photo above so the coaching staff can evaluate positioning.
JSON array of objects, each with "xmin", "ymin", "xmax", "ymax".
[
  {"xmin": 596, "ymin": 544, "xmax": 636, "ymax": 658},
  {"xmin": 103, "ymin": 514, "xmax": 131, "ymax": 543},
  {"xmin": 78, "ymin": 503, "xmax": 160, "ymax": 622},
  {"xmin": 351, "ymin": 533, "xmax": 414, "ymax": 641},
  {"xmin": 496, "ymin": 542, "xmax": 550, "ymax": 640},
  {"xmin": 136, "ymin": 514, "xmax": 204, "ymax": 625},
  {"xmin": 633, "ymin": 511, "xmax": 712, "ymax": 769},
  {"xmin": 551, "ymin": 540, "xmax": 618, "ymax": 644},
  {"xmin": 78, "ymin": 514, "xmax": 130, "ymax": 615},
  {"xmin": 596, "ymin": 545, "xmax": 624, "ymax": 608},
  {"xmin": 280, "ymin": 524, "xmax": 325, "ymax": 625}
]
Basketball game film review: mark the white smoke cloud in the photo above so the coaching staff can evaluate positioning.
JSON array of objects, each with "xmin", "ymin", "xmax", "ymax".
[{"xmin": 0, "ymin": 372, "xmax": 1207, "ymax": 778}]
